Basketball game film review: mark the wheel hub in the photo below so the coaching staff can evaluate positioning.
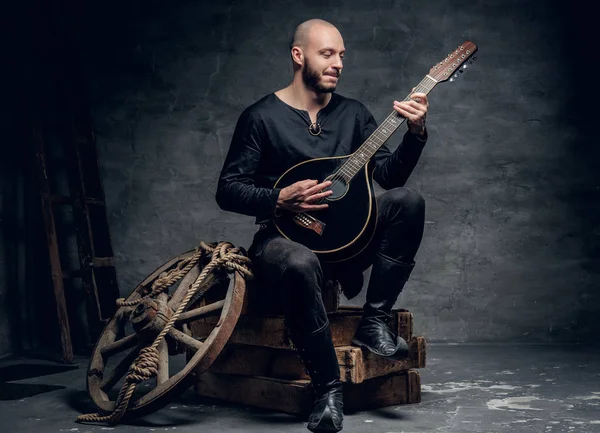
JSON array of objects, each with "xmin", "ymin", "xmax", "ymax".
[{"xmin": 130, "ymin": 298, "xmax": 173, "ymax": 338}]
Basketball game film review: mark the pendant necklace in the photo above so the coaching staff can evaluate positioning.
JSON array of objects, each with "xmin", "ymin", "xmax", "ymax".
[{"xmin": 308, "ymin": 122, "xmax": 322, "ymax": 136}]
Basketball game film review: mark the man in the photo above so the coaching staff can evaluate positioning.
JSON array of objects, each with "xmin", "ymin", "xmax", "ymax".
[{"xmin": 216, "ymin": 19, "xmax": 428, "ymax": 433}]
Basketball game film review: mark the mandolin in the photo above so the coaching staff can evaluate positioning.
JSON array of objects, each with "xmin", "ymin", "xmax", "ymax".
[{"xmin": 273, "ymin": 41, "xmax": 478, "ymax": 263}]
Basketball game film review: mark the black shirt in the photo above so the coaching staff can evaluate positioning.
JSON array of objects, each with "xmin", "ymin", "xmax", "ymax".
[{"xmin": 216, "ymin": 92, "xmax": 427, "ymax": 223}]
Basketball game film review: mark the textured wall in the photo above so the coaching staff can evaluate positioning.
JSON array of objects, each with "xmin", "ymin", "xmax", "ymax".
[{"xmin": 79, "ymin": 0, "xmax": 598, "ymax": 343}]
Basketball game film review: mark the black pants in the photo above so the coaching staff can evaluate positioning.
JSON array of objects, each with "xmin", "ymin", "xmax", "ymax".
[{"xmin": 248, "ymin": 187, "xmax": 425, "ymax": 339}]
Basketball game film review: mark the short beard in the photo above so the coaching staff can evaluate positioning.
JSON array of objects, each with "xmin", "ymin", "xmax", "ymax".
[{"xmin": 302, "ymin": 58, "xmax": 337, "ymax": 94}]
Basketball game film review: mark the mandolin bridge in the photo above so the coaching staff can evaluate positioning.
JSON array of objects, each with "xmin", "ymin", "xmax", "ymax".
[{"xmin": 293, "ymin": 213, "xmax": 325, "ymax": 236}]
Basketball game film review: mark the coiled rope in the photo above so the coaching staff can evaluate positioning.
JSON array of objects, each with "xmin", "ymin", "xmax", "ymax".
[{"xmin": 76, "ymin": 241, "xmax": 253, "ymax": 424}]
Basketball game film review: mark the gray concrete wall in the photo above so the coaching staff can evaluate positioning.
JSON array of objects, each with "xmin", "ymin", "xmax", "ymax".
[{"xmin": 72, "ymin": 0, "xmax": 599, "ymax": 344}]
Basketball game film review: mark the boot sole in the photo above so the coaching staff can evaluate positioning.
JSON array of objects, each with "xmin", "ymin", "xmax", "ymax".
[{"xmin": 307, "ymin": 405, "xmax": 343, "ymax": 432}]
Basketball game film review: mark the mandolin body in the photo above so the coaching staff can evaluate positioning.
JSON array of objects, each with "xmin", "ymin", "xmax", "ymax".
[{"xmin": 273, "ymin": 155, "xmax": 377, "ymax": 263}]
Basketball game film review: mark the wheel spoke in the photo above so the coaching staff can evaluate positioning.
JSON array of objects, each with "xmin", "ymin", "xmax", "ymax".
[
  {"xmin": 168, "ymin": 328, "xmax": 204, "ymax": 352},
  {"xmin": 156, "ymin": 340, "xmax": 169, "ymax": 385},
  {"xmin": 101, "ymin": 333, "xmax": 139, "ymax": 359},
  {"xmin": 100, "ymin": 344, "xmax": 143, "ymax": 392},
  {"xmin": 168, "ymin": 269, "xmax": 221, "ymax": 310},
  {"xmin": 167, "ymin": 264, "xmax": 200, "ymax": 309},
  {"xmin": 152, "ymin": 292, "xmax": 170, "ymax": 385},
  {"xmin": 176, "ymin": 300, "xmax": 225, "ymax": 324}
]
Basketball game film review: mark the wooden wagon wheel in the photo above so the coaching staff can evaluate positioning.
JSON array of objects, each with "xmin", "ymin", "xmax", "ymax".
[{"xmin": 82, "ymin": 243, "xmax": 249, "ymax": 421}]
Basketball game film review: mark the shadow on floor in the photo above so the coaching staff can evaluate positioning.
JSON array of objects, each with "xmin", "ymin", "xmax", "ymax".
[
  {"xmin": 64, "ymin": 389, "xmax": 204, "ymax": 428},
  {"xmin": 0, "ymin": 363, "xmax": 79, "ymax": 400}
]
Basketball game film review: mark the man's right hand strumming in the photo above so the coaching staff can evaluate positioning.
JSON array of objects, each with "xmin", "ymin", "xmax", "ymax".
[{"xmin": 276, "ymin": 179, "xmax": 333, "ymax": 213}]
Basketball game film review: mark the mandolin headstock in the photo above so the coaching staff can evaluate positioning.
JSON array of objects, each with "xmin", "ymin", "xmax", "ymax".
[{"xmin": 428, "ymin": 41, "xmax": 478, "ymax": 83}]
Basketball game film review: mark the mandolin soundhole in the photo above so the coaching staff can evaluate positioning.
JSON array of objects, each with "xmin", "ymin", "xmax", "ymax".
[{"xmin": 324, "ymin": 177, "xmax": 348, "ymax": 201}]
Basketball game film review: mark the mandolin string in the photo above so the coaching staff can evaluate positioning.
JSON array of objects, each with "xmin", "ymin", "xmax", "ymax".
[
  {"xmin": 311, "ymin": 79, "xmax": 433, "ymax": 207},
  {"xmin": 315, "ymin": 79, "xmax": 433, "ymax": 204},
  {"xmin": 338, "ymin": 80, "xmax": 431, "ymax": 181},
  {"xmin": 304, "ymin": 47, "xmax": 475, "ymax": 213},
  {"xmin": 310, "ymin": 89, "xmax": 419, "ymax": 207}
]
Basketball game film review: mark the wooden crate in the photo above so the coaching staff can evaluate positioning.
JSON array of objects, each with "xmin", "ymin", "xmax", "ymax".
[
  {"xmin": 195, "ymin": 369, "xmax": 421, "ymax": 416},
  {"xmin": 192, "ymin": 285, "xmax": 425, "ymax": 415},
  {"xmin": 205, "ymin": 337, "xmax": 426, "ymax": 384},
  {"xmin": 189, "ymin": 307, "xmax": 414, "ymax": 350}
]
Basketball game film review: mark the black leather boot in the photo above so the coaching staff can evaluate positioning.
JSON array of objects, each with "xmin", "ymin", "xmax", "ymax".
[
  {"xmin": 291, "ymin": 324, "xmax": 344, "ymax": 432},
  {"xmin": 308, "ymin": 379, "xmax": 344, "ymax": 432},
  {"xmin": 352, "ymin": 252, "xmax": 415, "ymax": 361}
]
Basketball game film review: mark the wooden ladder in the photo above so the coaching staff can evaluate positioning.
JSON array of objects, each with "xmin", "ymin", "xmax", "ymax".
[{"xmin": 31, "ymin": 59, "xmax": 119, "ymax": 364}]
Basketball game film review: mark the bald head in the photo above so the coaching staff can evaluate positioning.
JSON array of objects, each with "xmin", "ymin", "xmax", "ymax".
[
  {"xmin": 290, "ymin": 19, "xmax": 340, "ymax": 50},
  {"xmin": 287, "ymin": 19, "xmax": 345, "ymax": 93}
]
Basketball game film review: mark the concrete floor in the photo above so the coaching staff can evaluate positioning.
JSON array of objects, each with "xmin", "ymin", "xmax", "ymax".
[{"xmin": 1, "ymin": 344, "xmax": 600, "ymax": 433}]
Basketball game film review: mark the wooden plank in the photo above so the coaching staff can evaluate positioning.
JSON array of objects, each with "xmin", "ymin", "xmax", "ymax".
[
  {"xmin": 344, "ymin": 370, "xmax": 419, "ymax": 413},
  {"xmin": 195, "ymin": 370, "xmax": 420, "ymax": 416},
  {"xmin": 206, "ymin": 337, "xmax": 426, "ymax": 384},
  {"xmin": 344, "ymin": 374, "xmax": 408, "ymax": 413},
  {"xmin": 93, "ymin": 256, "xmax": 115, "ymax": 267},
  {"xmin": 397, "ymin": 311, "xmax": 413, "ymax": 343},
  {"xmin": 208, "ymin": 344, "xmax": 305, "ymax": 381},
  {"xmin": 196, "ymin": 373, "xmax": 312, "ymax": 415},
  {"xmin": 323, "ymin": 306, "xmax": 413, "ymax": 342},
  {"xmin": 407, "ymin": 369, "xmax": 422, "ymax": 404},
  {"xmin": 348, "ymin": 337, "xmax": 426, "ymax": 383},
  {"xmin": 33, "ymin": 129, "xmax": 74, "ymax": 363},
  {"xmin": 190, "ymin": 309, "xmax": 412, "ymax": 350}
]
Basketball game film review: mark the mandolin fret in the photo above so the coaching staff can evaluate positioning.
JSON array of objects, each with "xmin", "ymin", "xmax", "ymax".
[{"xmin": 339, "ymin": 75, "xmax": 437, "ymax": 180}]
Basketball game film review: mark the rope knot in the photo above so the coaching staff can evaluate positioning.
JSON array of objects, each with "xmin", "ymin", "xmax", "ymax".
[{"xmin": 127, "ymin": 347, "xmax": 160, "ymax": 384}]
